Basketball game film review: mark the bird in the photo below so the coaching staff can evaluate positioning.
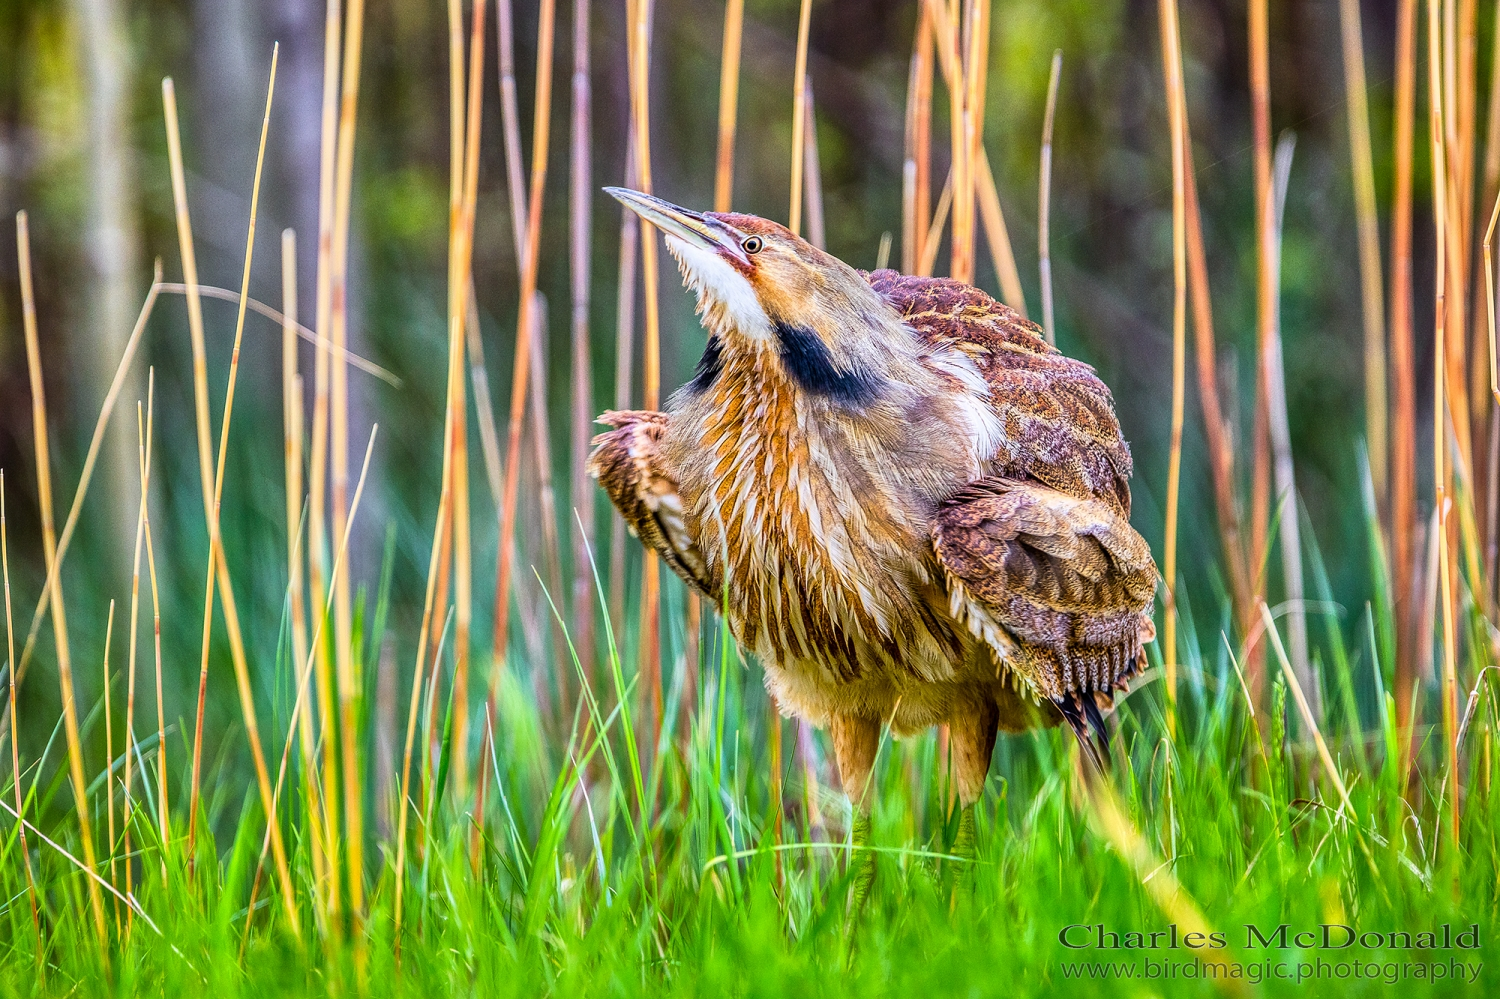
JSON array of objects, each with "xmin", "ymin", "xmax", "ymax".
[{"xmin": 590, "ymin": 187, "xmax": 1157, "ymax": 896}]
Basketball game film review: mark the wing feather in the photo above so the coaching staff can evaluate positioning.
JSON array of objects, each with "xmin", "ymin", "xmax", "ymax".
[
  {"xmin": 931, "ymin": 477, "xmax": 1157, "ymax": 702},
  {"xmin": 587, "ymin": 410, "xmax": 715, "ymax": 598}
]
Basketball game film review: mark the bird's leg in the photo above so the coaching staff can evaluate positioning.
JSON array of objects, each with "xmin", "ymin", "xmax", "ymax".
[
  {"xmin": 947, "ymin": 700, "xmax": 999, "ymax": 897},
  {"xmin": 832, "ymin": 713, "xmax": 880, "ymax": 916}
]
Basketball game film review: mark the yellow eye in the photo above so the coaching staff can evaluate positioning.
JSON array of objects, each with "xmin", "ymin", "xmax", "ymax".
[{"xmin": 742, "ymin": 235, "xmax": 764, "ymax": 254}]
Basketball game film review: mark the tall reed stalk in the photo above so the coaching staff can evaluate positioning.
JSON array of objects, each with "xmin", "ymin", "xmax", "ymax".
[
  {"xmin": 715, "ymin": 0, "xmax": 745, "ymax": 214},
  {"xmin": 1426, "ymin": 0, "xmax": 1462, "ymax": 854},
  {"xmin": 100, "ymin": 601, "xmax": 116, "ymax": 929},
  {"xmin": 570, "ymin": 0, "xmax": 598, "ymax": 710},
  {"xmin": 1157, "ymin": 0, "xmax": 1188, "ymax": 737},
  {"xmin": 445, "ymin": 0, "xmax": 487, "ymax": 807},
  {"xmin": 281, "ymin": 230, "xmax": 328, "ymax": 899},
  {"xmin": 905, "ymin": 9, "xmax": 933, "ymax": 275},
  {"xmin": 1247, "ymin": 0, "xmax": 1274, "ymax": 708},
  {"xmin": 184, "ymin": 49, "xmax": 300, "ymax": 931},
  {"xmin": 609, "ymin": 134, "xmax": 639, "ymax": 629},
  {"xmin": 17, "ymin": 209, "xmax": 108, "ymax": 948},
  {"xmin": 1038, "ymin": 50, "xmax": 1061, "ymax": 347},
  {"xmin": 329, "ymin": 0, "xmax": 369, "ymax": 925},
  {"xmin": 624, "ymin": 0, "xmax": 663, "ymax": 754},
  {"xmin": 306, "ymin": 0, "xmax": 344, "ymax": 924},
  {"xmin": 789, "ymin": 0, "xmax": 813, "ymax": 237},
  {"xmin": 1339, "ymin": 0, "xmax": 1388, "ymax": 501},
  {"xmin": 1390, "ymin": 0, "xmax": 1420, "ymax": 744}
]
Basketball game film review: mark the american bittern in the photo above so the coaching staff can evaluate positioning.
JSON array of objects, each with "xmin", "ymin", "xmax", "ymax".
[{"xmin": 591, "ymin": 188, "xmax": 1157, "ymax": 896}]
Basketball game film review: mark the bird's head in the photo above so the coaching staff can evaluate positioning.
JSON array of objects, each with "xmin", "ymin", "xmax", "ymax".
[{"xmin": 607, "ymin": 187, "xmax": 911, "ymax": 406}]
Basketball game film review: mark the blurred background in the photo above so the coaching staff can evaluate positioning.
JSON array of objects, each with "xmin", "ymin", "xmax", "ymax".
[{"xmin": 0, "ymin": 0, "xmax": 1414, "ymax": 767}]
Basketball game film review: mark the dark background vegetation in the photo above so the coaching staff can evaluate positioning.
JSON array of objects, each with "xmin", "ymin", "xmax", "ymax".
[{"xmin": 0, "ymin": 0, "xmax": 1427, "ymax": 766}]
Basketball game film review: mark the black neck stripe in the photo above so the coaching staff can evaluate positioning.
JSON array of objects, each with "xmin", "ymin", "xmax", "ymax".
[
  {"xmin": 772, "ymin": 320, "xmax": 881, "ymax": 405},
  {"xmin": 683, "ymin": 335, "xmax": 725, "ymax": 395}
]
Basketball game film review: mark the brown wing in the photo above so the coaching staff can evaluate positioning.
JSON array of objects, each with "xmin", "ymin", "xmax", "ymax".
[
  {"xmin": 865, "ymin": 270, "xmax": 1132, "ymax": 515},
  {"xmin": 587, "ymin": 410, "xmax": 715, "ymax": 598},
  {"xmin": 931, "ymin": 477, "xmax": 1157, "ymax": 704}
]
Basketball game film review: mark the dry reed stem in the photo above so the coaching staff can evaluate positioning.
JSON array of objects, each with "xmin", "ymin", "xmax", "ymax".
[
  {"xmin": 910, "ymin": 9, "xmax": 934, "ymax": 274},
  {"xmin": 125, "ymin": 409, "xmax": 145, "ymax": 910},
  {"xmin": 125, "ymin": 380, "xmax": 157, "ymax": 902},
  {"xmin": 714, "ymin": 0, "xmax": 745, "ymax": 213},
  {"xmin": 958, "ymin": 0, "xmax": 989, "ymax": 285},
  {"xmin": 183, "ymin": 48, "xmax": 299, "ymax": 932},
  {"xmin": 102, "ymin": 601, "xmax": 116, "ymax": 929},
  {"xmin": 803, "ymin": 78, "xmax": 826, "ymax": 251},
  {"xmin": 165, "ymin": 87, "xmax": 266, "ymax": 813},
  {"xmin": 609, "ymin": 136, "xmax": 639, "ymax": 628},
  {"xmin": 975, "ymin": 150, "xmax": 1027, "ymax": 315},
  {"xmin": 1247, "ymin": 0, "xmax": 1274, "ymax": 708},
  {"xmin": 135, "ymin": 389, "xmax": 168, "ymax": 875},
  {"xmin": 308, "ymin": 0, "xmax": 344, "ymax": 923},
  {"xmin": 528, "ymin": 300, "xmax": 571, "ymax": 727},
  {"xmin": 625, "ymin": 0, "xmax": 664, "ymax": 753},
  {"xmin": 1267, "ymin": 134, "xmax": 1315, "ymax": 720},
  {"xmin": 918, "ymin": 167, "xmax": 954, "ymax": 277},
  {"xmin": 1477, "ymin": 13, "xmax": 1500, "ymax": 593},
  {"xmin": 282, "ymin": 231, "xmax": 328, "ymax": 899},
  {"xmin": 446, "ymin": 0, "xmax": 487, "ymax": 809},
  {"xmin": 1485, "ymin": 189, "xmax": 1500, "ymax": 408},
  {"xmin": 493, "ymin": 0, "xmax": 529, "ymax": 753},
  {"xmin": 1339, "ymin": 0, "xmax": 1389, "ymax": 501},
  {"xmin": 571, "ymin": 0, "xmax": 598, "ymax": 687},
  {"xmin": 902, "ymin": 31, "xmax": 922, "ymax": 274},
  {"xmin": 925, "ymin": 0, "xmax": 962, "ymax": 279},
  {"xmin": 102, "ymin": 286, "xmax": 391, "ymax": 383},
  {"xmin": 161, "ymin": 78, "xmax": 215, "ymax": 524},
  {"xmin": 17, "ymin": 210, "xmax": 108, "ymax": 948},
  {"xmin": 283, "ymin": 232, "xmax": 312, "ymax": 693},
  {"xmin": 1477, "ymin": 0, "xmax": 1500, "ymax": 485},
  {"xmin": 1039, "ymin": 50, "xmax": 1061, "ymax": 346},
  {"xmin": 1158, "ymin": 0, "xmax": 1188, "ymax": 737},
  {"xmin": 915, "ymin": 3, "xmax": 1023, "ymax": 309},
  {"xmin": 330, "ymin": 0, "xmax": 368, "ymax": 922},
  {"xmin": 789, "ymin": 0, "xmax": 813, "ymax": 236},
  {"xmin": 456, "ymin": 0, "xmax": 486, "ymax": 801},
  {"xmin": 467, "ymin": 282, "xmax": 505, "ymax": 506},
  {"xmin": 1391, "ymin": 0, "xmax": 1419, "ymax": 743},
  {"xmin": 485, "ymin": 0, "xmax": 558, "ymax": 849},
  {"xmin": 1427, "ymin": 0, "xmax": 1461, "ymax": 853},
  {"xmin": 1437, "ymin": 0, "xmax": 1475, "ymax": 486},
  {"xmin": 498, "ymin": 0, "xmax": 529, "ymax": 253},
  {"xmin": 2, "ymin": 473, "xmax": 44, "ymax": 968},
  {"xmin": 11, "ymin": 270, "xmax": 162, "ymax": 690}
]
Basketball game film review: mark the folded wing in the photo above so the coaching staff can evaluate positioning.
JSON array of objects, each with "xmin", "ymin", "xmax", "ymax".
[{"xmin": 931, "ymin": 477, "xmax": 1157, "ymax": 704}]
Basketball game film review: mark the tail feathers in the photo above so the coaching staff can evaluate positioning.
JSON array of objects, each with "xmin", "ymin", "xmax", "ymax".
[{"xmin": 1057, "ymin": 693, "xmax": 1111, "ymax": 777}]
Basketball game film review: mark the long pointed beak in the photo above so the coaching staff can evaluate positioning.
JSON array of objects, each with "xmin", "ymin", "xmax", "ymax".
[{"xmin": 605, "ymin": 187, "xmax": 750, "ymax": 268}]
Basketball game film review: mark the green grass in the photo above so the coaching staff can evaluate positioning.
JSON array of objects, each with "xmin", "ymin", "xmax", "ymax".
[{"xmin": 3, "ymin": 519, "xmax": 1499, "ymax": 998}]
